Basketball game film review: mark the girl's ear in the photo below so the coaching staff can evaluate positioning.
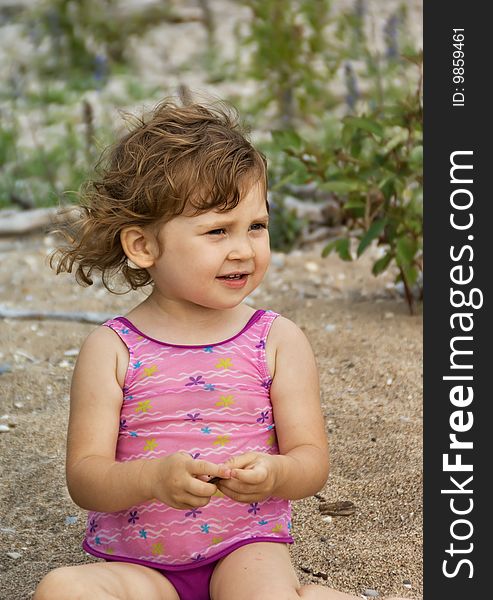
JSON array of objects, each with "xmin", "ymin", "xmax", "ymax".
[{"xmin": 120, "ymin": 226, "xmax": 158, "ymax": 269}]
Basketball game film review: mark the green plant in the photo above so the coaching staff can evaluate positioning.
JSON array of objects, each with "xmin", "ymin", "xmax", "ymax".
[
  {"xmin": 0, "ymin": 97, "xmax": 110, "ymax": 208},
  {"xmin": 240, "ymin": 0, "xmax": 335, "ymax": 125},
  {"xmin": 269, "ymin": 55, "xmax": 423, "ymax": 314},
  {"xmin": 268, "ymin": 195, "xmax": 306, "ymax": 252},
  {"xmin": 27, "ymin": 0, "xmax": 185, "ymax": 82},
  {"xmin": 339, "ymin": 4, "xmax": 419, "ymax": 111}
]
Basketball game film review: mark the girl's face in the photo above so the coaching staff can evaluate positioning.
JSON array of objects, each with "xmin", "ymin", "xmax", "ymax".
[{"xmin": 149, "ymin": 180, "xmax": 270, "ymax": 311}]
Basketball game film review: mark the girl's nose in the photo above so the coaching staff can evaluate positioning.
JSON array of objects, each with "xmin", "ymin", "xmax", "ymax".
[{"xmin": 227, "ymin": 236, "xmax": 256, "ymax": 261}]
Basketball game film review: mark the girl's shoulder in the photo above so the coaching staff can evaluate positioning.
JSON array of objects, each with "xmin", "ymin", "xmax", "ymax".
[
  {"xmin": 80, "ymin": 321, "xmax": 125, "ymax": 348},
  {"xmin": 267, "ymin": 314, "xmax": 310, "ymax": 347},
  {"xmin": 265, "ymin": 314, "xmax": 315, "ymax": 379},
  {"xmin": 77, "ymin": 323, "xmax": 129, "ymax": 388}
]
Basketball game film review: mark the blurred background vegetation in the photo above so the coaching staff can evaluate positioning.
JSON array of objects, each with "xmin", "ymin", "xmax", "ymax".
[{"xmin": 0, "ymin": 0, "xmax": 422, "ymax": 312}]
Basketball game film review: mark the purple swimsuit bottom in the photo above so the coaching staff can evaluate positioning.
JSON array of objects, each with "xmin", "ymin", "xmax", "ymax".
[
  {"xmin": 154, "ymin": 538, "xmax": 283, "ymax": 600},
  {"xmin": 155, "ymin": 558, "xmax": 217, "ymax": 600}
]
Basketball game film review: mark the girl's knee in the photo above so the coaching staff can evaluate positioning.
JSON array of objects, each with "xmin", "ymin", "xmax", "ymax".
[{"xmin": 34, "ymin": 566, "xmax": 89, "ymax": 600}]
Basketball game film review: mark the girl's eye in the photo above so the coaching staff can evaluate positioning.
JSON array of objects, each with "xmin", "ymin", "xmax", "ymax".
[
  {"xmin": 250, "ymin": 223, "xmax": 267, "ymax": 231},
  {"xmin": 207, "ymin": 228, "xmax": 226, "ymax": 235}
]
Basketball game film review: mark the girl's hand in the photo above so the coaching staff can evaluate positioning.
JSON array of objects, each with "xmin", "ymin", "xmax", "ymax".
[
  {"xmin": 216, "ymin": 452, "xmax": 281, "ymax": 503},
  {"xmin": 145, "ymin": 453, "xmax": 231, "ymax": 510}
]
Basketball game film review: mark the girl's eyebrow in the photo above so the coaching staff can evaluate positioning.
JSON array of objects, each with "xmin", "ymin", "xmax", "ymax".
[{"xmin": 196, "ymin": 214, "xmax": 269, "ymax": 230}]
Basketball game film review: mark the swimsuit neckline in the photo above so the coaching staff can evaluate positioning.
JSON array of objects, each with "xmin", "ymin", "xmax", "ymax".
[{"xmin": 114, "ymin": 310, "xmax": 266, "ymax": 349}]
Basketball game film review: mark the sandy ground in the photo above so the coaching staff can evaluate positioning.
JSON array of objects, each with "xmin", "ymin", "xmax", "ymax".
[{"xmin": 0, "ymin": 233, "xmax": 422, "ymax": 599}]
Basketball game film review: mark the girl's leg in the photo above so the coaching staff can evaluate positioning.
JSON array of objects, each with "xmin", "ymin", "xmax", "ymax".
[
  {"xmin": 210, "ymin": 542, "xmax": 354, "ymax": 600},
  {"xmin": 210, "ymin": 542, "xmax": 407, "ymax": 600},
  {"xmin": 33, "ymin": 561, "xmax": 180, "ymax": 600}
]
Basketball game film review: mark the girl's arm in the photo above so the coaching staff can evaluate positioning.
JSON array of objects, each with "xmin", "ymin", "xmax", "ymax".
[
  {"xmin": 66, "ymin": 327, "xmax": 229, "ymax": 513},
  {"xmin": 218, "ymin": 316, "xmax": 329, "ymax": 502}
]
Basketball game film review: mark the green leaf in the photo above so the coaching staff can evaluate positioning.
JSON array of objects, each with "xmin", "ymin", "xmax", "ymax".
[
  {"xmin": 335, "ymin": 238, "xmax": 352, "ymax": 261},
  {"xmin": 322, "ymin": 238, "xmax": 352, "ymax": 260},
  {"xmin": 271, "ymin": 129, "xmax": 303, "ymax": 151},
  {"xmin": 322, "ymin": 240, "xmax": 338, "ymax": 257},
  {"xmin": 320, "ymin": 180, "xmax": 362, "ymax": 194},
  {"xmin": 396, "ymin": 235, "xmax": 417, "ymax": 265},
  {"xmin": 399, "ymin": 264, "xmax": 419, "ymax": 286},
  {"xmin": 357, "ymin": 218, "xmax": 387, "ymax": 257},
  {"xmin": 372, "ymin": 252, "xmax": 393, "ymax": 276},
  {"xmin": 270, "ymin": 171, "xmax": 299, "ymax": 191},
  {"xmin": 378, "ymin": 175, "xmax": 396, "ymax": 201},
  {"xmin": 409, "ymin": 145, "xmax": 423, "ymax": 166},
  {"xmin": 383, "ymin": 128, "xmax": 408, "ymax": 153},
  {"xmin": 343, "ymin": 198, "xmax": 366, "ymax": 210},
  {"xmin": 343, "ymin": 116, "xmax": 384, "ymax": 139}
]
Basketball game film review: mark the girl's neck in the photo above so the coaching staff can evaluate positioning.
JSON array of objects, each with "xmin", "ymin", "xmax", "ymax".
[{"xmin": 125, "ymin": 293, "xmax": 255, "ymax": 346}]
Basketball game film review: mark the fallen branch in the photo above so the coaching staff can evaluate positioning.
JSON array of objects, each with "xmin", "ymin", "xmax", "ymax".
[
  {"xmin": 0, "ymin": 306, "xmax": 113, "ymax": 324},
  {"xmin": 0, "ymin": 207, "xmax": 80, "ymax": 236}
]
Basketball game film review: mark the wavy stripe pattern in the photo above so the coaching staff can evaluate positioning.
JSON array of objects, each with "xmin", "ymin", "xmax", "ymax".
[{"xmin": 84, "ymin": 311, "xmax": 292, "ymax": 567}]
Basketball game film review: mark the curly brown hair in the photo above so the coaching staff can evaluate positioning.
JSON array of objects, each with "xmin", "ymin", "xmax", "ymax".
[{"xmin": 51, "ymin": 98, "xmax": 267, "ymax": 292}]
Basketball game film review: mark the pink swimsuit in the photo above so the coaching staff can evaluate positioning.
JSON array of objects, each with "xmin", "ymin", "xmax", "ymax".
[{"xmin": 83, "ymin": 310, "xmax": 293, "ymax": 576}]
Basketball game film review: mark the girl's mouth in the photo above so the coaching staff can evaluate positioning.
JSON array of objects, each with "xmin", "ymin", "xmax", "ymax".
[
  {"xmin": 217, "ymin": 273, "xmax": 249, "ymax": 288},
  {"xmin": 218, "ymin": 273, "xmax": 246, "ymax": 280}
]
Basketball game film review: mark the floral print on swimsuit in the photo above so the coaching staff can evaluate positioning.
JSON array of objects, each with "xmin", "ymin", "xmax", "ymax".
[{"xmin": 83, "ymin": 310, "xmax": 293, "ymax": 569}]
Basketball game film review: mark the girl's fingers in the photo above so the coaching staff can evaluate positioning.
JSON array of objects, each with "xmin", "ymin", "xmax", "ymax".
[
  {"xmin": 189, "ymin": 459, "xmax": 231, "ymax": 480},
  {"xmin": 225, "ymin": 452, "xmax": 258, "ymax": 470},
  {"xmin": 217, "ymin": 474, "xmax": 265, "ymax": 496},
  {"xmin": 230, "ymin": 464, "xmax": 268, "ymax": 484},
  {"xmin": 174, "ymin": 492, "xmax": 211, "ymax": 510},
  {"xmin": 216, "ymin": 484, "xmax": 262, "ymax": 503},
  {"xmin": 187, "ymin": 477, "xmax": 218, "ymax": 498}
]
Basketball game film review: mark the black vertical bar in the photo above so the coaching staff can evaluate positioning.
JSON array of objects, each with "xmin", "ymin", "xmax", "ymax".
[{"xmin": 424, "ymin": 3, "xmax": 491, "ymax": 599}]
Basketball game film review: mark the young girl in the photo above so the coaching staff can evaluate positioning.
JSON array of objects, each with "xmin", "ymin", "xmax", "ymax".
[{"xmin": 34, "ymin": 100, "xmax": 405, "ymax": 600}]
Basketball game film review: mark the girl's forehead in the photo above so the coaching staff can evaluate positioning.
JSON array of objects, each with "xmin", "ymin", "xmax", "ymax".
[{"xmin": 182, "ymin": 180, "xmax": 267, "ymax": 220}]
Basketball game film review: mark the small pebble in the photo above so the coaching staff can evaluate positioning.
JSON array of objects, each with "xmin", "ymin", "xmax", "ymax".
[
  {"xmin": 305, "ymin": 261, "xmax": 319, "ymax": 273},
  {"xmin": 15, "ymin": 350, "xmax": 36, "ymax": 362},
  {"xmin": 384, "ymin": 312, "xmax": 394, "ymax": 319},
  {"xmin": 321, "ymin": 515, "xmax": 332, "ymax": 523},
  {"xmin": 362, "ymin": 589, "xmax": 379, "ymax": 598},
  {"xmin": 64, "ymin": 349, "xmax": 79, "ymax": 357},
  {"xmin": 14, "ymin": 402, "xmax": 24, "ymax": 409},
  {"xmin": 7, "ymin": 552, "xmax": 22, "ymax": 560},
  {"xmin": 0, "ymin": 363, "xmax": 12, "ymax": 375},
  {"xmin": 386, "ymin": 377, "xmax": 393, "ymax": 385},
  {"xmin": 65, "ymin": 516, "xmax": 78, "ymax": 525},
  {"xmin": 403, "ymin": 580, "xmax": 412, "ymax": 589},
  {"xmin": 324, "ymin": 324, "xmax": 336, "ymax": 333},
  {"xmin": 0, "ymin": 424, "xmax": 12, "ymax": 433}
]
